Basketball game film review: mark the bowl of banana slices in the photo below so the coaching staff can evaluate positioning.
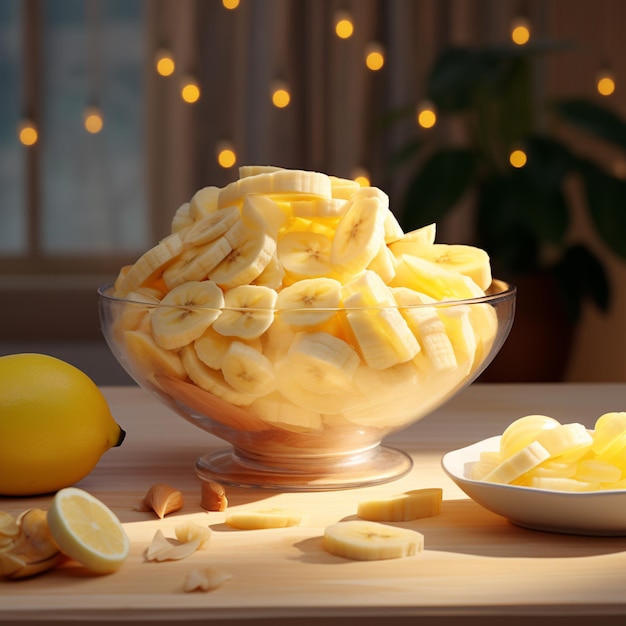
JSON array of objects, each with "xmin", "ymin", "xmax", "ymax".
[{"xmin": 99, "ymin": 166, "xmax": 516, "ymax": 490}]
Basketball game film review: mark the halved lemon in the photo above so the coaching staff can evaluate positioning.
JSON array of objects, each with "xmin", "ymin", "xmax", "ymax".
[{"xmin": 46, "ymin": 487, "xmax": 130, "ymax": 574}]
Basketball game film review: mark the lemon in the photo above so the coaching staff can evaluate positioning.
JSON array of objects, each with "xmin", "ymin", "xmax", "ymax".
[
  {"xmin": 47, "ymin": 487, "xmax": 130, "ymax": 573},
  {"xmin": 0, "ymin": 353, "xmax": 125, "ymax": 496}
]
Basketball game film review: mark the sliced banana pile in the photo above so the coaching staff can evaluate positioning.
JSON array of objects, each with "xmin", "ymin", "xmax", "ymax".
[
  {"xmin": 0, "ymin": 509, "xmax": 63, "ymax": 579},
  {"xmin": 473, "ymin": 412, "xmax": 626, "ymax": 491},
  {"xmin": 111, "ymin": 166, "xmax": 499, "ymax": 434}
]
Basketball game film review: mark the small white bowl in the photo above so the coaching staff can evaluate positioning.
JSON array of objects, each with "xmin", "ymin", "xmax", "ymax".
[{"xmin": 442, "ymin": 435, "xmax": 626, "ymax": 536}]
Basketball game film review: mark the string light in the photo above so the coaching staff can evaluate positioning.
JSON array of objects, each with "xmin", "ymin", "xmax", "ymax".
[
  {"xmin": 222, "ymin": 0, "xmax": 240, "ymax": 9},
  {"xmin": 180, "ymin": 76, "xmax": 201, "ymax": 103},
  {"xmin": 596, "ymin": 68, "xmax": 616, "ymax": 96},
  {"xmin": 217, "ymin": 142, "xmax": 237, "ymax": 168},
  {"xmin": 83, "ymin": 106, "xmax": 104, "ymax": 134},
  {"xmin": 155, "ymin": 48, "xmax": 175, "ymax": 77},
  {"xmin": 510, "ymin": 16, "xmax": 531, "ymax": 45},
  {"xmin": 351, "ymin": 167, "xmax": 370, "ymax": 187},
  {"xmin": 509, "ymin": 149, "xmax": 527, "ymax": 168},
  {"xmin": 17, "ymin": 119, "xmax": 38, "ymax": 146},
  {"xmin": 334, "ymin": 11, "xmax": 354, "ymax": 39},
  {"xmin": 271, "ymin": 80, "xmax": 291, "ymax": 108},
  {"xmin": 416, "ymin": 101, "xmax": 437, "ymax": 129},
  {"xmin": 365, "ymin": 43, "xmax": 385, "ymax": 71}
]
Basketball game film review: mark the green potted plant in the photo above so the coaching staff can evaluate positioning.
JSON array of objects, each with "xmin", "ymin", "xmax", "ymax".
[{"xmin": 390, "ymin": 44, "xmax": 626, "ymax": 380}]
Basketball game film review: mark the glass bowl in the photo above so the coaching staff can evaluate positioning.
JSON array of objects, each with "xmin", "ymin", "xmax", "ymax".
[{"xmin": 98, "ymin": 279, "xmax": 515, "ymax": 491}]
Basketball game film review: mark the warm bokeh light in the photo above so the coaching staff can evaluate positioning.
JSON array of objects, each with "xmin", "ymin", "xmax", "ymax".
[
  {"xmin": 271, "ymin": 82, "xmax": 291, "ymax": 108},
  {"xmin": 222, "ymin": 0, "xmax": 240, "ymax": 9},
  {"xmin": 181, "ymin": 77, "xmax": 201, "ymax": 103},
  {"xmin": 217, "ymin": 144, "xmax": 237, "ymax": 168},
  {"xmin": 509, "ymin": 149, "xmax": 527, "ymax": 168},
  {"xmin": 416, "ymin": 102, "xmax": 437, "ymax": 129},
  {"xmin": 83, "ymin": 107, "xmax": 104, "ymax": 134},
  {"xmin": 352, "ymin": 168, "xmax": 370, "ymax": 187},
  {"xmin": 365, "ymin": 43, "xmax": 385, "ymax": 71},
  {"xmin": 155, "ymin": 49, "xmax": 175, "ymax": 77},
  {"xmin": 511, "ymin": 17, "xmax": 531, "ymax": 45},
  {"xmin": 597, "ymin": 70, "xmax": 616, "ymax": 96},
  {"xmin": 334, "ymin": 11, "xmax": 354, "ymax": 39},
  {"xmin": 17, "ymin": 120, "xmax": 38, "ymax": 146}
]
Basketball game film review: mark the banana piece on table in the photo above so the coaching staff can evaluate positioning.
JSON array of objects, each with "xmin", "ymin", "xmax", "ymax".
[
  {"xmin": 212, "ymin": 284, "xmax": 277, "ymax": 340},
  {"xmin": 221, "ymin": 341, "xmax": 276, "ymax": 397},
  {"xmin": 225, "ymin": 508, "xmax": 304, "ymax": 530},
  {"xmin": 330, "ymin": 196, "xmax": 387, "ymax": 277},
  {"xmin": 115, "ymin": 232, "xmax": 184, "ymax": 296},
  {"xmin": 276, "ymin": 277, "xmax": 342, "ymax": 326},
  {"xmin": 151, "ymin": 280, "xmax": 225, "ymax": 350},
  {"xmin": 357, "ymin": 488, "xmax": 443, "ymax": 522},
  {"xmin": 323, "ymin": 520, "xmax": 424, "ymax": 561}
]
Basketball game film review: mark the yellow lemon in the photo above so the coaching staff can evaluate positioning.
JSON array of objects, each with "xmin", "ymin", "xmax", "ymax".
[
  {"xmin": 47, "ymin": 487, "xmax": 130, "ymax": 574},
  {"xmin": 0, "ymin": 353, "xmax": 125, "ymax": 496}
]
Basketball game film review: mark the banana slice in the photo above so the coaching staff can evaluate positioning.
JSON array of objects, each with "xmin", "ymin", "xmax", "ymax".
[
  {"xmin": 238, "ymin": 165, "xmax": 284, "ymax": 178},
  {"xmin": 535, "ymin": 423, "xmax": 594, "ymax": 461},
  {"xmin": 248, "ymin": 392, "xmax": 323, "ymax": 432},
  {"xmin": 218, "ymin": 169, "xmax": 331, "ymax": 209},
  {"xmin": 348, "ymin": 186, "xmax": 404, "ymax": 243},
  {"xmin": 162, "ymin": 236, "xmax": 233, "ymax": 289},
  {"xmin": 366, "ymin": 242, "xmax": 397, "ymax": 284},
  {"xmin": 343, "ymin": 271, "xmax": 419, "ymax": 370},
  {"xmin": 277, "ymin": 231, "xmax": 334, "ymax": 279},
  {"xmin": 209, "ymin": 230, "xmax": 276, "ymax": 288},
  {"xmin": 392, "ymin": 243, "xmax": 492, "ymax": 291},
  {"xmin": 225, "ymin": 508, "xmax": 304, "ymax": 530},
  {"xmin": 357, "ymin": 488, "xmax": 443, "ymax": 522},
  {"xmin": 328, "ymin": 175, "xmax": 361, "ymax": 200},
  {"xmin": 482, "ymin": 441, "xmax": 552, "ymax": 484},
  {"xmin": 180, "ymin": 345, "xmax": 256, "ymax": 407},
  {"xmin": 499, "ymin": 414, "xmax": 561, "ymax": 460},
  {"xmin": 284, "ymin": 331, "xmax": 360, "ymax": 394},
  {"xmin": 123, "ymin": 330, "xmax": 187, "ymax": 381},
  {"xmin": 183, "ymin": 205, "xmax": 241, "ymax": 247},
  {"xmin": 189, "ymin": 186, "xmax": 220, "ymax": 219},
  {"xmin": 194, "ymin": 327, "xmax": 233, "ymax": 370},
  {"xmin": 290, "ymin": 197, "xmax": 349, "ymax": 218},
  {"xmin": 171, "ymin": 202, "xmax": 193, "ymax": 234},
  {"xmin": 252, "ymin": 253, "xmax": 286, "ymax": 290},
  {"xmin": 212, "ymin": 284, "xmax": 277, "ymax": 339},
  {"xmin": 574, "ymin": 459, "xmax": 622, "ymax": 484},
  {"xmin": 242, "ymin": 194, "xmax": 288, "ymax": 240},
  {"xmin": 330, "ymin": 196, "xmax": 387, "ymax": 277},
  {"xmin": 276, "ymin": 277, "xmax": 342, "ymax": 326},
  {"xmin": 115, "ymin": 233, "xmax": 183, "ymax": 296},
  {"xmin": 322, "ymin": 520, "xmax": 424, "ymax": 561},
  {"xmin": 151, "ymin": 280, "xmax": 225, "ymax": 350},
  {"xmin": 592, "ymin": 412, "xmax": 626, "ymax": 459},
  {"xmin": 221, "ymin": 341, "xmax": 276, "ymax": 396},
  {"xmin": 391, "ymin": 253, "xmax": 486, "ymax": 301},
  {"xmin": 396, "ymin": 223, "xmax": 437, "ymax": 246}
]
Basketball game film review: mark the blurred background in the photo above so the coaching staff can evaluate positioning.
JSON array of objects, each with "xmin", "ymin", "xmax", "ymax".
[{"xmin": 1, "ymin": 0, "xmax": 625, "ymax": 384}]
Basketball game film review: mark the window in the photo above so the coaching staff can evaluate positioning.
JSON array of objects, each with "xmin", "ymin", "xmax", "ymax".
[{"xmin": 0, "ymin": 0, "xmax": 147, "ymax": 276}]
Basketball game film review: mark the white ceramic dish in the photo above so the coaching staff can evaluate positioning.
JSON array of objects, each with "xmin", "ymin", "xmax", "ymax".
[{"xmin": 442, "ymin": 435, "xmax": 626, "ymax": 536}]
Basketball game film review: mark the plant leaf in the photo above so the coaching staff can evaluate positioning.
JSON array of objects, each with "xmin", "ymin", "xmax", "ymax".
[
  {"xmin": 577, "ymin": 160, "xmax": 626, "ymax": 259},
  {"xmin": 551, "ymin": 99, "xmax": 626, "ymax": 151},
  {"xmin": 399, "ymin": 149, "xmax": 475, "ymax": 231}
]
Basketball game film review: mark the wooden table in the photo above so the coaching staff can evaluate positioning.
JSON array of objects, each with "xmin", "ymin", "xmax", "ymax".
[{"xmin": 2, "ymin": 383, "xmax": 626, "ymax": 625}]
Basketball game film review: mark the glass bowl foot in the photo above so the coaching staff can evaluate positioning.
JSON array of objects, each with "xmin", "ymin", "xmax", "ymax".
[{"xmin": 195, "ymin": 446, "xmax": 413, "ymax": 491}]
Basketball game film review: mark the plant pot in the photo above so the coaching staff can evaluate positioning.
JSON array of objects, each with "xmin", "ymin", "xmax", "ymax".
[{"xmin": 480, "ymin": 272, "xmax": 575, "ymax": 382}]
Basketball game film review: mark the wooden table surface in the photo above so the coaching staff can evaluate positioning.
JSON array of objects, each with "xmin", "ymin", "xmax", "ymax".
[{"xmin": 2, "ymin": 383, "xmax": 626, "ymax": 626}]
